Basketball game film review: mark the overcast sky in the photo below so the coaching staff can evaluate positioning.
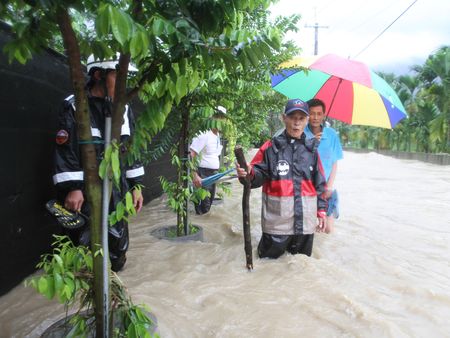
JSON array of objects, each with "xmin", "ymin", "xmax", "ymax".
[{"xmin": 269, "ymin": 0, "xmax": 450, "ymax": 75}]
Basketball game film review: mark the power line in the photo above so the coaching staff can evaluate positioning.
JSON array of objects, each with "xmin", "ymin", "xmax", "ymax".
[
  {"xmin": 317, "ymin": 0, "xmax": 335, "ymax": 15},
  {"xmin": 319, "ymin": 2, "xmax": 379, "ymax": 44},
  {"xmin": 347, "ymin": 2, "xmax": 397, "ymax": 34},
  {"xmin": 352, "ymin": 0, "xmax": 419, "ymax": 58}
]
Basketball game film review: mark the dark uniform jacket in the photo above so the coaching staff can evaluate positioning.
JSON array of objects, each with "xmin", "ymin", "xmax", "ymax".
[
  {"xmin": 250, "ymin": 131, "xmax": 327, "ymax": 235},
  {"xmin": 52, "ymin": 94, "xmax": 144, "ymax": 270},
  {"xmin": 53, "ymin": 94, "xmax": 144, "ymax": 195}
]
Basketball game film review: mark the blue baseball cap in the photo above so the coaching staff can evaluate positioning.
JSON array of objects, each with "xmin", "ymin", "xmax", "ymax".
[{"xmin": 284, "ymin": 99, "xmax": 309, "ymax": 116}]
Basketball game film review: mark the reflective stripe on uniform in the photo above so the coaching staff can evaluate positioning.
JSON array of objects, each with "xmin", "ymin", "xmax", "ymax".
[
  {"xmin": 121, "ymin": 105, "xmax": 130, "ymax": 136},
  {"xmin": 65, "ymin": 94, "xmax": 76, "ymax": 111},
  {"xmin": 64, "ymin": 97, "xmax": 130, "ymax": 137},
  {"xmin": 53, "ymin": 171, "xmax": 84, "ymax": 184},
  {"xmin": 126, "ymin": 166, "xmax": 144, "ymax": 178},
  {"xmin": 91, "ymin": 127, "xmax": 102, "ymax": 137}
]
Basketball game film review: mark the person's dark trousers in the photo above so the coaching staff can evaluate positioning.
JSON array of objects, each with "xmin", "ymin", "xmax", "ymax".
[
  {"xmin": 258, "ymin": 233, "xmax": 314, "ymax": 258},
  {"xmin": 194, "ymin": 167, "xmax": 218, "ymax": 215},
  {"xmin": 63, "ymin": 221, "xmax": 129, "ymax": 272}
]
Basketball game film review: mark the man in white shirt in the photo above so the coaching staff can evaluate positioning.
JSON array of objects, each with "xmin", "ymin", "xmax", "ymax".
[
  {"xmin": 190, "ymin": 129, "xmax": 222, "ymax": 214},
  {"xmin": 190, "ymin": 107, "xmax": 225, "ymax": 214}
]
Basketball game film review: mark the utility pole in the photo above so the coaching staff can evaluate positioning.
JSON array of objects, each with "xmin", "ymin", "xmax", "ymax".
[
  {"xmin": 305, "ymin": 22, "xmax": 329, "ymax": 55},
  {"xmin": 305, "ymin": 8, "xmax": 328, "ymax": 55}
]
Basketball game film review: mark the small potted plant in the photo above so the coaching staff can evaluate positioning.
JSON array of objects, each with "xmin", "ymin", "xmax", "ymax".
[{"xmin": 154, "ymin": 149, "xmax": 209, "ymax": 241}]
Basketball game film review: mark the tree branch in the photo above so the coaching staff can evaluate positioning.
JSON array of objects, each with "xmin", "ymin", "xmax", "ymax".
[
  {"xmin": 111, "ymin": 53, "xmax": 131, "ymax": 141},
  {"xmin": 126, "ymin": 60, "xmax": 161, "ymax": 102}
]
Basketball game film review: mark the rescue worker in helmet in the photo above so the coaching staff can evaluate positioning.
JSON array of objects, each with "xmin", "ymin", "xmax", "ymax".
[{"xmin": 52, "ymin": 54, "xmax": 144, "ymax": 272}]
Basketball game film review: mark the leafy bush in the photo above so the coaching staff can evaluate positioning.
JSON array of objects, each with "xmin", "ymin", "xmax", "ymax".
[{"xmin": 26, "ymin": 235, "xmax": 157, "ymax": 337}]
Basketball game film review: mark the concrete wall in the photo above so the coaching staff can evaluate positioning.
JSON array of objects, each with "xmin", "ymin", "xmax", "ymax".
[{"xmin": 345, "ymin": 148, "xmax": 450, "ymax": 165}]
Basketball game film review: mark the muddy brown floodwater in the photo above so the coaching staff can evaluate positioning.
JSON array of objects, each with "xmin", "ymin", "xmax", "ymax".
[{"xmin": 1, "ymin": 151, "xmax": 450, "ymax": 337}]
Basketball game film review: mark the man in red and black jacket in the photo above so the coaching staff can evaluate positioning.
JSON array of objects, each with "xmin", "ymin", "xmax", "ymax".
[{"xmin": 237, "ymin": 99, "xmax": 327, "ymax": 258}]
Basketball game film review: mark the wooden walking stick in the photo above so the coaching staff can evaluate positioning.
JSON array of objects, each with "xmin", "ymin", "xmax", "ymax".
[{"xmin": 234, "ymin": 146, "xmax": 253, "ymax": 270}]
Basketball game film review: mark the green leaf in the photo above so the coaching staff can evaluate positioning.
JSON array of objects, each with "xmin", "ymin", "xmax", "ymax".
[
  {"xmin": 176, "ymin": 76, "xmax": 187, "ymax": 97},
  {"xmin": 14, "ymin": 45, "xmax": 28, "ymax": 64},
  {"xmin": 81, "ymin": 280, "xmax": 90, "ymax": 290},
  {"xmin": 46, "ymin": 277, "xmax": 55, "ymax": 300},
  {"xmin": 26, "ymin": 278, "xmax": 37, "ymax": 289},
  {"xmin": 111, "ymin": 148, "xmax": 120, "ymax": 187},
  {"xmin": 54, "ymin": 272, "xmax": 63, "ymax": 294},
  {"xmin": 156, "ymin": 80, "xmax": 166, "ymax": 98},
  {"xmin": 67, "ymin": 319, "xmax": 82, "ymax": 337},
  {"xmin": 251, "ymin": 43, "xmax": 264, "ymax": 61},
  {"xmin": 245, "ymin": 48, "xmax": 259, "ymax": 67},
  {"xmin": 38, "ymin": 277, "xmax": 55, "ymax": 300},
  {"xmin": 178, "ymin": 58, "xmax": 186, "ymax": 75},
  {"xmin": 152, "ymin": 18, "xmax": 164, "ymax": 35},
  {"xmin": 189, "ymin": 71, "xmax": 200, "ymax": 91},
  {"xmin": 168, "ymin": 81, "xmax": 177, "ymax": 98},
  {"xmin": 109, "ymin": 211, "xmax": 118, "ymax": 226},
  {"xmin": 127, "ymin": 323, "xmax": 137, "ymax": 338},
  {"xmin": 200, "ymin": 48, "xmax": 211, "ymax": 68},
  {"xmin": 259, "ymin": 41, "xmax": 272, "ymax": 57},
  {"xmin": 110, "ymin": 7, "xmax": 132, "ymax": 46},
  {"xmin": 154, "ymin": 111, "xmax": 167, "ymax": 130},
  {"xmin": 175, "ymin": 19, "xmax": 190, "ymax": 29},
  {"xmin": 94, "ymin": 248, "xmax": 103, "ymax": 258},
  {"xmin": 38, "ymin": 276, "xmax": 48, "ymax": 294},
  {"xmin": 104, "ymin": 144, "xmax": 113, "ymax": 161},
  {"xmin": 165, "ymin": 22, "xmax": 176, "ymax": 35},
  {"xmin": 116, "ymin": 201, "xmax": 125, "ymax": 220},
  {"xmin": 85, "ymin": 255, "xmax": 93, "ymax": 270},
  {"xmin": 266, "ymin": 33, "xmax": 281, "ymax": 50},
  {"xmin": 139, "ymin": 31, "xmax": 150, "ymax": 57},
  {"xmin": 63, "ymin": 285, "xmax": 72, "ymax": 299},
  {"xmin": 130, "ymin": 33, "xmax": 142, "ymax": 59},
  {"xmin": 137, "ymin": 325, "xmax": 151, "ymax": 338},
  {"xmin": 53, "ymin": 254, "xmax": 64, "ymax": 269},
  {"xmin": 125, "ymin": 192, "xmax": 133, "ymax": 211},
  {"xmin": 95, "ymin": 5, "xmax": 110, "ymax": 36},
  {"xmin": 99, "ymin": 158, "xmax": 108, "ymax": 179},
  {"xmin": 134, "ymin": 307, "xmax": 151, "ymax": 323}
]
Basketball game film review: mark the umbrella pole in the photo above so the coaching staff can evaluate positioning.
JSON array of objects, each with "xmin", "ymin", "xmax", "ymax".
[
  {"xmin": 326, "ymin": 78, "xmax": 343, "ymax": 120},
  {"xmin": 234, "ymin": 146, "xmax": 253, "ymax": 271}
]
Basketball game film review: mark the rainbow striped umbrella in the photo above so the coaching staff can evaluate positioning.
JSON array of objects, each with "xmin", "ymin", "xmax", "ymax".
[{"xmin": 271, "ymin": 54, "xmax": 407, "ymax": 128}]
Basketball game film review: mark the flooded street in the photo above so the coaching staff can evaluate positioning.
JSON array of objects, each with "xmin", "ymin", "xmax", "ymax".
[{"xmin": 1, "ymin": 151, "xmax": 450, "ymax": 337}]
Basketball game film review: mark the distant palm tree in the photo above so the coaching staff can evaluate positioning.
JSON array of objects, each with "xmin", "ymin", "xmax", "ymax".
[
  {"xmin": 415, "ymin": 46, "xmax": 450, "ymax": 152},
  {"xmin": 358, "ymin": 127, "xmax": 369, "ymax": 149},
  {"xmin": 340, "ymin": 48, "xmax": 449, "ymax": 154}
]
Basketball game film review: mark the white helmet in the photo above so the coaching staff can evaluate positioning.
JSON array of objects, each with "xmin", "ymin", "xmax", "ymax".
[
  {"xmin": 216, "ymin": 106, "xmax": 227, "ymax": 114},
  {"xmin": 86, "ymin": 53, "xmax": 138, "ymax": 74}
]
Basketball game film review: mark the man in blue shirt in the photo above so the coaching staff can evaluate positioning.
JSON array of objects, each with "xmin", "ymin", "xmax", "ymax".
[{"xmin": 304, "ymin": 98, "xmax": 343, "ymax": 233}]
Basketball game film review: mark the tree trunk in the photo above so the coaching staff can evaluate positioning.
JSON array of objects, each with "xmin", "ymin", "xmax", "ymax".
[
  {"xmin": 111, "ymin": 54, "xmax": 130, "ymax": 142},
  {"xmin": 177, "ymin": 105, "xmax": 190, "ymax": 236},
  {"xmin": 56, "ymin": 8, "xmax": 108, "ymax": 337}
]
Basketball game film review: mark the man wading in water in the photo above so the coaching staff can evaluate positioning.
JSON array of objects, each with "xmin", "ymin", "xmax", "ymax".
[
  {"xmin": 52, "ymin": 54, "xmax": 144, "ymax": 271},
  {"xmin": 190, "ymin": 106, "xmax": 225, "ymax": 215},
  {"xmin": 305, "ymin": 98, "xmax": 343, "ymax": 233},
  {"xmin": 236, "ymin": 99, "xmax": 327, "ymax": 258}
]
